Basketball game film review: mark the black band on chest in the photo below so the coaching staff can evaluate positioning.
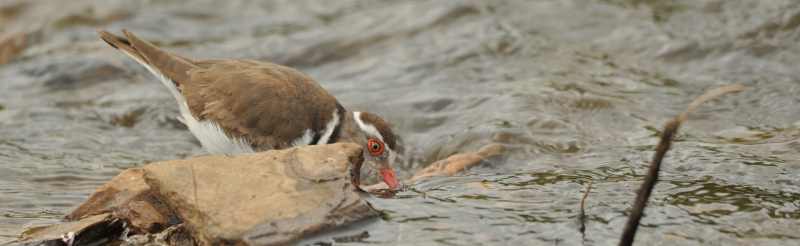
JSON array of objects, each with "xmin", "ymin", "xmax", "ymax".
[
  {"xmin": 310, "ymin": 103, "xmax": 345, "ymax": 145},
  {"xmin": 327, "ymin": 103, "xmax": 346, "ymax": 144},
  {"xmin": 310, "ymin": 132, "xmax": 322, "ymax": 145}
]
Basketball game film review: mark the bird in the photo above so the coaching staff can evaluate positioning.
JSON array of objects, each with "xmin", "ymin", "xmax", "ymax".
[{"xmin": 98, "ymin": 30, "xmax": 400, "ymax": 190}]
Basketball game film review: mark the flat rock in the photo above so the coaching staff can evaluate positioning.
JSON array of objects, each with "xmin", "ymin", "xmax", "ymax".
[
  {"xmin": 362, "ymin": 143, "xmax": 506, "ymax": 194},
  {"xmin": 0, "ymin": 31, "xmax": 27, "ymax": 65},
  {"xmin": 144, "ymin": 143, "xmax": 374, "ymax": 245},
  {"xmin": 16, "ymin": 213, "xmax": 114, "ymax": 245},
  {"xmin": 15, "ymin": 143, "xmax": 377, "ymax": 246}
]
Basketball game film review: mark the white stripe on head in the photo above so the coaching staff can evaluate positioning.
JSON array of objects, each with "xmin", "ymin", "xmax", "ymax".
[
  {"xmin": 353, "ymin": 111, "xmax": 383, "ymax": 142},
  {"xmin": 315, "ymin": 109, "xmax": 340, "ymax": 145},
  {"xmin": 354, "ymin": 111, "xmax": 396, "ymax": 164}
]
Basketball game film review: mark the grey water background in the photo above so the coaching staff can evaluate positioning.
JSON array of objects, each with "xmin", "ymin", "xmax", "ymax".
[{"xmin": 2, "ymin": 0, "xmax": 800, "ymax": 245}]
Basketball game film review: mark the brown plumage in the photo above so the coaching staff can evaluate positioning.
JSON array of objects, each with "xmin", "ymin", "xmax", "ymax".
[
  {"xmin": 99, "ymin": 29, "xmax": 403, "ymax": 190},
  {"xmin": 99, "ymin": 30, "xmax": 342, "ymax": 150},
  {"xmin": 358, "ymin": 112, "xmax": 397, "ymax": 150}
]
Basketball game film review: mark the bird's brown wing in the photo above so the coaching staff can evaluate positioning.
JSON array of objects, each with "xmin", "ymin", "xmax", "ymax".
[
  {"xmin": 98, "ymin": 30, "xmax": 195, "ymax": 86},
  {"xmin": 185, "ymin": 59, "xmax": 342, "ymax": 150},
  {"xmin": 99, "ymin": 30, "xmax": 341, "ymax": 150}
]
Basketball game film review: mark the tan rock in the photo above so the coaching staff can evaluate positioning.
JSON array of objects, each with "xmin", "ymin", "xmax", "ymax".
[
  {"xmin": 16, "ymin": 143, "xmax": 376, "ymax": 246},
  {"xmin": 363, "ymin": 143, "xmax": 506, "ymax": 192},
  {"xmin": 18, "ymin": 213, "xmax": 110, "ymax": 243},
  {"xmin": 143, "ymin": 143, "xmax": 373, "ymax": 245},
  {"xmin": 0, "ymin": 32, "xmax": 27, "ymax": 64},
  {"xmin": 65, "ymin": 167, "xmax": 173, "ymax": 235},
  {"xmin": 66, "ymin": 168, "xmax": 152, "ymax": 220},
  {"xmin": 412, "ymin": 143, "xmax": 505, "ymax": 181}
]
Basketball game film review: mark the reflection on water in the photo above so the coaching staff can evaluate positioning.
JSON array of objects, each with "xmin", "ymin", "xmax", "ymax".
[
  {"xmin": 2, "ymin": 0, "xmax": 800, "ymax": 245},
  {"xmin": 668, "ymin": 178, "xmax": 800, "ymax": 219}
]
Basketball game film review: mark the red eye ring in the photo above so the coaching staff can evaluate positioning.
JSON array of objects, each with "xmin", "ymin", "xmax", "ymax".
[{"xmin": 367, "ymin": 138, "xmax": 385, "ymax": 156}]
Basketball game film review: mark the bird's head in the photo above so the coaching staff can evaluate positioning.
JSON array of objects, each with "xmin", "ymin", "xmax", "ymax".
[{"xmin": 346, "ymin": 111, "xmax": 400, "ymax": 190}]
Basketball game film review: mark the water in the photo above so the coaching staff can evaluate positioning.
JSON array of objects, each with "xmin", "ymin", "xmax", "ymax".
[{"xmin": 2, "ymin": 0, "xmax": 800, "ymax": 245}]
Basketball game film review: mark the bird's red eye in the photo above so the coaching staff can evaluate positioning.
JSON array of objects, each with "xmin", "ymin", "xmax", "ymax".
[{"xmin": 367, "ymin": 138, "xmax": 384, "ymax": 156}]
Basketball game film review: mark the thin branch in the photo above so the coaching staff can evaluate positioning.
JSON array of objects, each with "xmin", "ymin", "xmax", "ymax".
[
  {"xmin": 618, "ymin": 84, "xmax": 744, "ymax": 246},
  {"xmin": 579, "ymin": 180, "xmax": 594, "ymax": 244},
  {"xmin": 618, "ymin": 119, "xmax": 678, "ymax": 246}
]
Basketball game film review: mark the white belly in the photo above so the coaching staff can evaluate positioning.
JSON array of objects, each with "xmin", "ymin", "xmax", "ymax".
[
  {"xmin": 130, "ymin": 52, "xmax": 319, "ymax": 154},
  {"xmin": 134, "ymin": 57, "xmax": 255, "ymax": 155},
  {"xmin": 178, "ymin": 101, "xmax": 255, "ymax": 155}
]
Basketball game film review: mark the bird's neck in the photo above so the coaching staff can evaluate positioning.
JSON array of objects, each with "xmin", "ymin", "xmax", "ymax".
[{"xmin": 336, "ymin": 111, "xmax": 361, "ymax": 145}]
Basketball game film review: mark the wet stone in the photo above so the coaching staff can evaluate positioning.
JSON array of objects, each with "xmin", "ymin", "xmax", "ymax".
[
  {"xmin": 110, "ymin": 107, "xmax": 148, "ymax": 128},
  {"xmin": 13, "ymin": 143, "xmax": 377, "ymax": 246},
  {"xmin": 13, "ymin": 213, "xmax": 125, "ymax": 246},
  {"xmin": 412, "ymin": 98, "xmax": 454, "ymax": 112},
  {"xmin": 0, "ymin": 32, "xmax": 27, "ymax": 65}
]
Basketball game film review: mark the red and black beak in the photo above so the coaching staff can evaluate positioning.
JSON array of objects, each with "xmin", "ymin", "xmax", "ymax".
[
  {"xmin": 379, "ymin": 166, "xmax": 399, "ymax": 190},
  {"xmin": 349, "ymin": 158, "xmax": 400, "ymax": 192}
]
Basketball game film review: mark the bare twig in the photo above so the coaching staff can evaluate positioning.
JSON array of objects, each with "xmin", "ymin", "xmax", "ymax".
[
  {"xmin": 618, "ymin": 84, "xmax": 745, "ymax": 246},
  {"xmin": 617, "ymin": 119, "xmax": 678, "ymax": 246},
  {"xmin": 579, "ymin": 180, "xmax": 593, "ymax": 244}
]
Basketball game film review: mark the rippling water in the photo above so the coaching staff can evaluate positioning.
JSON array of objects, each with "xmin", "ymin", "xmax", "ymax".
[{"xmin": 2, "ymin": 0, "xmax": 800, "ymax": 245}]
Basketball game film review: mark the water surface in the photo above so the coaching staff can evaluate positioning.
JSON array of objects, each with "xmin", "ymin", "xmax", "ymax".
[{"xmin": 1, "ymin": 0, "xmax": 800, "ymax": 245}]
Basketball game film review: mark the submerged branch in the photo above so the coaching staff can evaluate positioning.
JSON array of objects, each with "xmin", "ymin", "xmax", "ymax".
[
  {"xmin": 618, "ymin": 84, "xmax": 745, "ymax": 246},
  {"xmin": 617, "ymin": 118, "xmax": 679, "ymax": 246},
  {"xmin": 579, "ymin": 180, "xmax": 593, "ymax": 244}
]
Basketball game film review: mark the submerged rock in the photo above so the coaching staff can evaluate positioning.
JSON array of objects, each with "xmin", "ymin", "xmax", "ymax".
[
  {"xmin": 16, "ymin": 213, "xmax": 123, "ymax": 246},
  {"xmin": 361, "ymin": 143, "xmax": 506, "ymax": 194},
  {"xmin": 13, "ymin": 143, "xmax": 377, "ymax": 246},
  {"xmin": 412, "ymin": 143, "xmax": 505, "ymax": 181},
  {"xmin": 0, "ymin": 31, "xmax": 28, "ymax": 65}
]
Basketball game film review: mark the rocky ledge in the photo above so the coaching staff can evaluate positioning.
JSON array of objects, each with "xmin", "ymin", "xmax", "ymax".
[{"xmin": 12, "ymin": 143, "xmax": 376, "ymax": 246}]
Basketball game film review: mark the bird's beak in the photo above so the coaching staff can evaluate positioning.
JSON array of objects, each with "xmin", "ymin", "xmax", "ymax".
[{"xmin": 378, "ymin": 159, "xmax": 400, "ymax": 190}]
